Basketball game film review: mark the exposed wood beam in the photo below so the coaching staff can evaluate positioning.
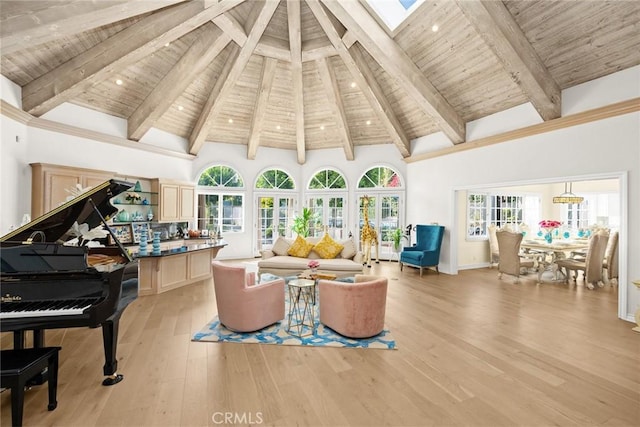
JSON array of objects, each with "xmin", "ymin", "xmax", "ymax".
[
  {"xmin": 301, "ymin": 37, "xmax": 336, "ymax": 62},
  {"xmin": 288, "ymin": 0, "xmax": 306, "ymax": 164},
  {"xmin": 350, "ymin": 44, "xmax": 410, "ymax": 157},
  {"xmin": 0, "ymin": 0, "xmax": 186, "ymax": 56},
  {"xmin": 213, "ymin": 12, "xmax": 291, "ymax": 61},
  {"xmin": 22, "ymin": 0, "xmax": 245, "ymax": 117},
  {"xmin": 248, "ymin": 58, "xmax": 278, "ymax": 159},
  {"xmin": 320, "ymin": 0, "xmax": 466, "ymax": 144},
  {"xmin": 405, "ymin": 97, "xmax": 640, "ymax": 163},
  {"xmin": 306, "ymin": 0, "xmax": 409, "ymax": 156},
  {"xmin": 316, "ymin": 57, "xmax": 354, "ymax": 161},
  {"xmin": 189, "ymin": 0, "xmax": 279, "ymax": 154},
  {"xmin": 0, "ymin": 100, "xmax": 196, "ymax": 160},
  {"xmin": 189, "ymin": 44, "xmax": 240, "ymax": 155},
  {"xmin": 456, "ymin": 0, "xmax": 561, "ymax": 121},
  {"xmin": 128, "ymin": 24, "xmax": 231, "ymax": 141},
  {"xmin": 342, "ymin": 31, "xmax": 357, "ymax": 48}
]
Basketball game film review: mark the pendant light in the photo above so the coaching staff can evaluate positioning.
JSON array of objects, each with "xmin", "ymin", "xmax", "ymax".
[{"xmin": 553, "ymin": 182, "xmax": 584, "ymax": 204}]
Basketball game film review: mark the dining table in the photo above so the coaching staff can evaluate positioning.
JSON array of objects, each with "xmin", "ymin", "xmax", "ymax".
[{"xmin": 520, "ymin": 238, "xmax": 590, "ymax": 283}]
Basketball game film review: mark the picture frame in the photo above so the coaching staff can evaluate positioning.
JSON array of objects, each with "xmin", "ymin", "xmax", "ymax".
[
  {"xmin": 131, "ymin": 222, "xmax": 150, "ymax": 244},
  {"xmin": 109, "ymin": 223, "xmax": 133, "ymax": 244}
]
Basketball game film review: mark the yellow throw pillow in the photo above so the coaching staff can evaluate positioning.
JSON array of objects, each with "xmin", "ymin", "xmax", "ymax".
[
  {"xmin": 287, "ymin": 235, "xmax": 315, "ymax": 258},
  {"xmin": 313, "ymin": 233, "xmax": 344, "ymax": 259}
]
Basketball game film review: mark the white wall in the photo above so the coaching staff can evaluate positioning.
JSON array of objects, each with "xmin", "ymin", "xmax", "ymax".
[{"xmin": 406, "ymin": 66, "xmax": 640, "ymax": 321}]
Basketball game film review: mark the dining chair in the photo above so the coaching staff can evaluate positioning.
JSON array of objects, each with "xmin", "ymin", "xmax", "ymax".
[
  {"xmin": 487, "ymin": 224, "xmax": 499, "ymax": 268},
  {"xmin": 495, "ymin": 230, "xmax": 536, "ymax": 283},
  {"xmin": 603, "ymin": 231, "xmax": 619, "ymax": 285},
  {"xmin": 555, "ymin": 230, "xmax": 609, "ymax": 289}
]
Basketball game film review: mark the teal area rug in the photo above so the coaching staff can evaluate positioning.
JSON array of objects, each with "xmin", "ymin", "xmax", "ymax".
[{"xmin": 192, "ymin": 275, "xmax": 397, "ymax": 350}]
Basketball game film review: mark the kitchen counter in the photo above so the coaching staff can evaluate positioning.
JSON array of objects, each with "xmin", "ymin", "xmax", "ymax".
[
  {"xmin": 134, "ymin": 240, "xmax": 227, "ymax": 258},
  {"xmin": 137, "ymin": 240, "xmax": 227, "ymax": 296}
]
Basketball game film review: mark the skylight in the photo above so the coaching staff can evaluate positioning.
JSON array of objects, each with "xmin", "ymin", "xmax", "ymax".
[{"xmin": 366, "ymin": 0, "xmax": 425, "ymax": 31}]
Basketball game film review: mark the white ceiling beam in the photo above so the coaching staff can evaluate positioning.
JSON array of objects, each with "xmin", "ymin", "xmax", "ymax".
[
  {"xmin": 306, "ymin": 0, "xmax": 409, "ymax": 157},
  {"xmin": 456, "ymin": 0, "xmax": 561, "ymax": 121},
  {"xmin": 320, "ymin": 0, "xmax": 466, "ymax": 144},
  {"xmin": 189, "ymin": 0, "xmax": 280, "ymax": 154},
  {"xmin": 128, "ymin": 24, "xmax": 231, "ymax": 141},
  {"xmin": 316, "ymin": 57, "xmax": 354, "ymax": 161},
  {"xmin": 22, "ymin": 0, "xmax": 245, "ymax": 117},
  {"xmin": 248, "ymin": 58, "xmax": 278, "ymax": 159},
  {"xmin": 288, "ymin": 0, "xmax": 306, "ymax": 164},
  {"xmin": 0, "ymin": 0, "xmax": 186, "ymax": 56}
]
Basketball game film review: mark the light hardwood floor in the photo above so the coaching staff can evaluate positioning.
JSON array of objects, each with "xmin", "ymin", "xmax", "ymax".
[{"xmin": 2, "ymin": 261, "xmax": 638, "ymax": 426}]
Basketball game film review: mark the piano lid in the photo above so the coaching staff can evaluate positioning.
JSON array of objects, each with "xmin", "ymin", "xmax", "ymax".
[{"xmin": 1, "ymin": 179, "xmax": 133, "ymax": 244}]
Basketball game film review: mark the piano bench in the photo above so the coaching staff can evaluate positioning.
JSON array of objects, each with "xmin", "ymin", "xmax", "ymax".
[{"xmin": 0, "ymin": 347, "xmax": 61, "ymax": 427}]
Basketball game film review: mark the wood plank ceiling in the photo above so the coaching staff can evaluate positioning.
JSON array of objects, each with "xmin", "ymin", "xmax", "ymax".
[{"xmin": 1, "ymin": 0, "xmax": 639, "ymax": 164}]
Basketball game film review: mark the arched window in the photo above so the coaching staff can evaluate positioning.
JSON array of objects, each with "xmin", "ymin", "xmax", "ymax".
[
  {"xmin": 196, "ymin": 165, "xmax": 244, "ymax": 233},
  {"xmin": 357, "ymin": 166, "xmax": 405, "ymax": 260},
  {"xmin": 255, "ymin": 168, "xmax": 296, "ymax": 251},
  {"xmin": 358, "ymin": 166, "xmax": 403, "ymax": 188},
  {"xmin": 307, "ymin": 168, "xmax": 347, "ymax": 238},
  {"xmin": 255, "ymin": 169, "xmax": 294, "ymax": 190},
  {"xmin": 308, "ymin": 169, "xmax": 346, "ymax": 190}
]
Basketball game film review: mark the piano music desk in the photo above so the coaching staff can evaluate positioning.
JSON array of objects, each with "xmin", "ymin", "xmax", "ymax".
[{"xmin": 1, "ymin": 347, "xmax": 61, "ymax": 427}]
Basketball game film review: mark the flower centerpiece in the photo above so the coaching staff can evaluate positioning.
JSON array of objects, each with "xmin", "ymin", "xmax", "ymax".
[
  {"xmin": 125, "ymin": 192, "xmax": 142, "ymax": 204},
  {"xmin": 308, "ymin": 260, "xmax": 320, "ymax": 273},
  {"xmin": 538, "ymin": 219, "xmax": 562, "ymax": 243}
]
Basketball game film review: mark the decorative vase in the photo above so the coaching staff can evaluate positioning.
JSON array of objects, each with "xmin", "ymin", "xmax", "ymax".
[
  {"xmin": 152, "ymin": 231, "xmax": 161, "ymax": 255},
  {"xmin": 147, "ymin": 210, "xmax": 153, "ymax": 221},
  {"xmin": 117, "ymin": 210, "xmax": 129, "ymax": 222},
  {"xmin": 544, "ymin": 231, "xmax": 553, "ymax": 244},
  {"xmin": 139, "ymin": 230, "xmax": 148, "ymax": 256}
]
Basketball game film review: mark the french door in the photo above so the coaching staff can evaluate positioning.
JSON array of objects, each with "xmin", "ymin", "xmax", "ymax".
[
  {"xmin": 306, "ymin": 194, "xmax": 347, "ymax": 239},
  {"xmin": 357, "ymin": 193, "xmax": 403, "ymax": 261},
  {"xmin": 256, "ymin": 194, "xmax": 296, "ymax": 252}
]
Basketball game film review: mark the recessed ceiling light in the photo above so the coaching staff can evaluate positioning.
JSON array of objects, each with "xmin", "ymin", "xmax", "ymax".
[
  {"xmin": 276, "ymin": 125, "xmax": 281, "ymax": 130},
  {"xmin": 228, "ymin": 118, "xmax": 233, "ymax": 124},
  {"xmin": 320, "ymin": 125, "xmax": 325, "ymax": 130},
  {"xmin": 165, "ymin": 42, "xmax": 170, "ymax": 47},
  {"xmin": 350, "ymin": 82, "xmax": 356, "ymax": 88},
  {"xmin": 115, "ymin": 79, "xmax": 123, "ymax": 85},
  {"xmin": 177, "ymin": 105, "xmax": 184, "ymax": 111},
  {"xmin": 366, "ymin": 120, "xmax": 371, "ymax": 125},
  {"xmin": 431, "ymin": 24, "xmax": 439, "ymax": 32}
]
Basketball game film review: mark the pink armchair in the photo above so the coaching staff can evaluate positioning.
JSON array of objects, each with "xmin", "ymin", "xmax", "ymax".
[
  {"xmin": 211, "ymin": 261, "xmax": 285, "ymax": 332},
  {"xmin": 318, "ymin": 274, "xmax": 387, "ymax": 338}
]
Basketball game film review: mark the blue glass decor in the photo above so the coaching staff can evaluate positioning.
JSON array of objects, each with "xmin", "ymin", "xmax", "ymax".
[
  {"xmin": 152, "ymin": 232, "xmax": 161, "ymax": 255},
  {"xmin": 577, "ymin": 229, "xmax": 585, "ymax": 238},
  {"xmin": 139, "ymin": 230, "xmax": 148, "ymax": 256},
  {"xmin": 544, "ymin": 232, "xmax": 553, "ymax": 244},
  {"xmin": 537, "ymin": 230, "xmax": 543, "ymax": 237},
  {"xmin": 563, "ymin": 231, "xmax": 570, "ymax": 239}
]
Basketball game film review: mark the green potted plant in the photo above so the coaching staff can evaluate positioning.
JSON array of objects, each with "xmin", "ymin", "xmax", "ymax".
[
  {"xmin": 291, "ymin": 208, "xmax": 314, "ymax": 237},
  {"xmin": 388, "ymin": 228, "xmax": 408, "ymax": 253}
]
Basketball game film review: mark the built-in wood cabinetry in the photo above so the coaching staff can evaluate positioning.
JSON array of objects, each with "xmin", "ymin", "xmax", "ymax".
[
  {"xmin": 30, "ymin": 163, "xmax": 114, "ymax": 218},
  {"xmin": 137, "ymin": 245, "xmax": 223, "ymax": 296},
  {"xmin": 151, "ymin": 179, "xmax": 195, "ymax": 223}
]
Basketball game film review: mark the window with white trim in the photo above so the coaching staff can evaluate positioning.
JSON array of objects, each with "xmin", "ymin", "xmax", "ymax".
[
  {"xmin": 467, "ymin": 192, "xmax": 539, "ymax": 239},
  {"xmin": 196, "ymin": 165, "xmax": 244, "ymax": 233}
]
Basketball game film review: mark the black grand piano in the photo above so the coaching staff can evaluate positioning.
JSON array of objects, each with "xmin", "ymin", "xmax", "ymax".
[{"xmin": 1, "ymin": 179, "xmax": 138, "ymax": 386}]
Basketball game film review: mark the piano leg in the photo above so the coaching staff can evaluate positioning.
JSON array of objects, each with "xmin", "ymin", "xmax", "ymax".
[{"xmin": 101, "ymin": 316, "xmax": 123, "ymax": 386}]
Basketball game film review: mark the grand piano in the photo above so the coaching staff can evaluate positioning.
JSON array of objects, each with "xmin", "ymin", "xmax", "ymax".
[{"xmin": 1, "ymin": 179, "xmax": 138, "ymax": 386}]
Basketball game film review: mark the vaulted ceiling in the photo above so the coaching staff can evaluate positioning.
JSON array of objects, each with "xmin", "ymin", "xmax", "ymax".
[{"xmin": 1, "ymin": 0, "xmax": 639, "ymax": 164}]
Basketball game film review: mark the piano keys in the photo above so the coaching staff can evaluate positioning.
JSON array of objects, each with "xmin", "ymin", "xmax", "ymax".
[{"xmin": 1, "ymin": 179, "xmax": 138, "ymax": 386}]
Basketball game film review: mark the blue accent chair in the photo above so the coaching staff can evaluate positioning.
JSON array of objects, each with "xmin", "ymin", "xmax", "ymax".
[{"xmin": 400, "ymin": 225, "xmax": 445, "ymax": 276}]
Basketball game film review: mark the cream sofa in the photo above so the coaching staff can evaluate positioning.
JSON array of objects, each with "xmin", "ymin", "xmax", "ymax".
[{"xmin": 258, "ymin": 236, "xmax": 364, "ymax": 279}]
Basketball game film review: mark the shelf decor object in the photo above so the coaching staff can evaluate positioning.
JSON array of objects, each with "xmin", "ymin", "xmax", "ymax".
[
  {"xmin": 152, "ymin": 232, "xmax": 161, "ymax": 255},
  {"xmin": 139, "ymin": 230, "xmax": 148, "ymax": 256}
]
